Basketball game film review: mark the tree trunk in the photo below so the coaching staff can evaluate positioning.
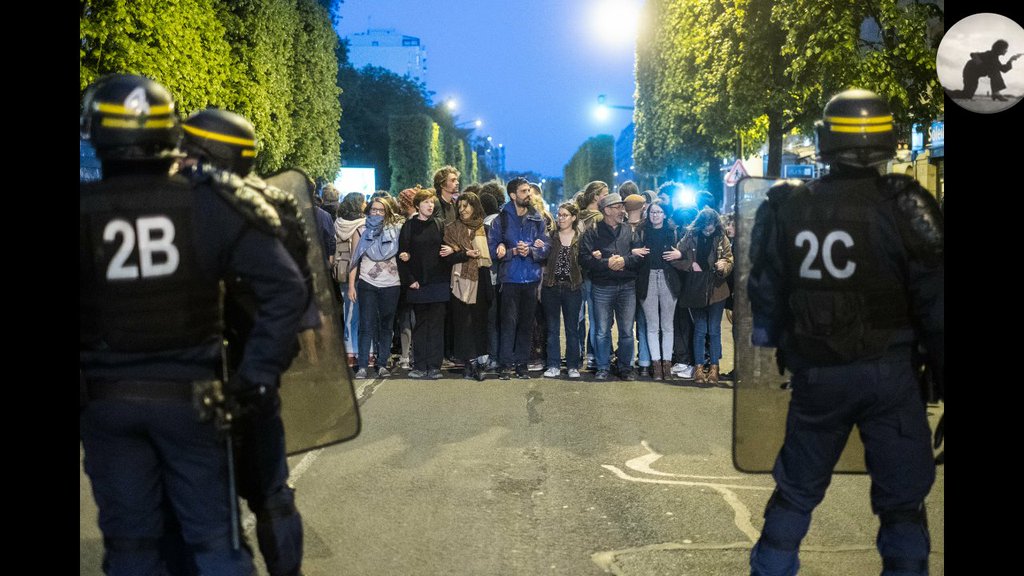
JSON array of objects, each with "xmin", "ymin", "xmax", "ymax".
[
  {"xmin": 707, "ymin": 154, "xmax": 722, "ymax": 209},
  {"xmin": 766, "ymin": 114, "xmax": 784, "ymax": 178}
]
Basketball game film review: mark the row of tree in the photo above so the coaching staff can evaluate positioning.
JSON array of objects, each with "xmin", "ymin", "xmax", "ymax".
[
  {"xmin": 387, "ymin": 114, "xmax": 479, "ymax": 193},
  {"xmin": 80, "ymin": 0, "xmax": 483, "ymax": 191},
  {"xmin": 633, "ymin": 0, "xmax": 944, "ymax": 186},
  {"xmin": 563, "ymin": 135, "xmax": 614, "ymax": 198},
  {"xmin": 81, "ymin": 0, "xmax": 342, "ymax": 181}
]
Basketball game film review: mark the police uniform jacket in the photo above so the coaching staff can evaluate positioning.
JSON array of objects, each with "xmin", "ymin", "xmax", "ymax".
[{"xmin": 80, "ymin": 164, "xmax": 307, "ymax": 389}]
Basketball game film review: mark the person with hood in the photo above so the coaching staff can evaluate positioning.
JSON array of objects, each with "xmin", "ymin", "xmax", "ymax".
[
  {"xmin": 335, "ymin": 192, "xmax": 366, "ymax": 364},
  {"xmin": 676, "ymin": 207, "xmax": 733, "ymax": 385},
  {"xmin": 348, "ymin": 196, "xmax": 403, "ymax": 379},
  {"xmin": 488, "ymin": 176, "xmax": 551, "ymax": 380}
]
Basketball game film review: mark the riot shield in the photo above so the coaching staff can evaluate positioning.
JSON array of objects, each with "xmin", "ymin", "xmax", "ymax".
[
  {"xmin": 264, "ymin": 169, "xmax": 361, "ymax": 455},
  {"xmin": 732, "ymin": 176, "xmax": 865, "ymax": 473}
]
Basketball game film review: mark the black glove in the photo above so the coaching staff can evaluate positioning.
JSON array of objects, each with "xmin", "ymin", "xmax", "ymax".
[{"xmin": 226, "ymin": 375, "xmax": 276, "ymax": 427}]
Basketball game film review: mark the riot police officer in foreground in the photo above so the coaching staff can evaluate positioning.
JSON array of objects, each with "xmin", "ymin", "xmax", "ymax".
[
  {"xmin": 747, "ymin": 89, "xmax": 943, "ymax": 576},
  {"xmin": 181, "ymin": 108, "xmax": 312, "ymax": 576},
  {"xmin": 80, "ymin": 74, "xmax": 307, "ymax": 575}
]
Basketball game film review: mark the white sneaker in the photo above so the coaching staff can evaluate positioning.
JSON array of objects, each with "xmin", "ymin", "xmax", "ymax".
[
  {"xmin": 677, "ymin": 364, "xmax": 695, "ymax": 379},
  {"xmin": 398, "ymin": 357, "xmax": 411, "ymax": 370},
  {"xmin": 354, "ymin": 367, "xmax": 367, "ymax": 379},
  {"xmin": 567, "ymin": 368, "xmax": 581, "ymax": 379},
  {"xmin": 543, "ymin": 367, "xmax": 560, "ymax": 378}
]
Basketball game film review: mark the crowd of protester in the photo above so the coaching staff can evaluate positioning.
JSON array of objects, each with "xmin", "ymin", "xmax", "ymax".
[{"xmin": 320, "ymin": 166, "xmax": 734, "ymax": 384}]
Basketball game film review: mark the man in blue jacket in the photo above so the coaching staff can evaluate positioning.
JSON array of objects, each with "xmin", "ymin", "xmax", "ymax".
[
  {"xmin": 580, "ymin": 193, "xmax": 643, "ymax": 380},
  {"xmin": 488, "ymin": 177, "xmax": 551, "ymax": 379}
]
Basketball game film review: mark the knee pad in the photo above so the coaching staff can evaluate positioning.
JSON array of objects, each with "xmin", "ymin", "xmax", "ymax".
[
  {"xmin": 760, "ymin": 490, "xmax": 812, "ymax": 552},
  {"xmin": 878, "ymin": 505, "xmax": 930, "ymax": 575}
]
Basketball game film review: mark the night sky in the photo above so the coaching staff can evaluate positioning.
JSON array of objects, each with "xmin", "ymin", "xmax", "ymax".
[{"xmin": 335, "ymin": 0, "xmax": 642, "ymax": 178}]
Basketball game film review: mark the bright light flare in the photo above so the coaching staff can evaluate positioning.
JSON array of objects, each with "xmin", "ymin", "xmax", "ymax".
[
  {"xmin": 676, "ymin": 186, "xmax": 697, "ymax": 208},
  {"xmin": 594, "ymin": 105, "xmax": 610, "ymax": 121},
  {"xmin": 446, "ymin": 99, "xmax": 457, "ymax": 111},
  {"xmin": 592, "ymin": 0, "xmax": 640, "ymax": 42}
]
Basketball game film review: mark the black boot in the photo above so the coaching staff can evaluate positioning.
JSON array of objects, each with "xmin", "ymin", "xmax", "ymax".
[{"xmin": 464, "ymin": 360, "xmax": 476, "ymax": 380}]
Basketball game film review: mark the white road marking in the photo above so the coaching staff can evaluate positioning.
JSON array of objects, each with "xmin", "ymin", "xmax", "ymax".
[{"xmin": 625, "ymin": 440, "xmax": 745, "ymax": 480}]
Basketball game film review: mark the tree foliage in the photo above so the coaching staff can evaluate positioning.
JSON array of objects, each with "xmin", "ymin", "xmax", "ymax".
[
  {"xmin": 634, "ymin": 0, "xmax": 943, "ymax": 178},
  {"xmin": 388, "ymin": 114, "xmax": 436, "ymax": 193},
  {"xmin": 338, "ymin": 65, "xmax": 433, "ymax": 189},
  {"xmin": 80, "ymin": 0, "xmax": 344, "ymax": 179},
  {"xmin": 563, "ymin": 135, "xmax": 614, "ymax": 196},
  {"xmin": 284, "ymin": 0, "xmax": 342, "ymax": 180}
]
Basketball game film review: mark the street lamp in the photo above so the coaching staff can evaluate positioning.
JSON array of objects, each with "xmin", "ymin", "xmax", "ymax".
[
  {"xmin": 595, "ymin": 93, "xmax": 634, "ymax": 121},
  {"xmin": 456, "ymin": 119, "xmax": 482, "ymax": 129}
]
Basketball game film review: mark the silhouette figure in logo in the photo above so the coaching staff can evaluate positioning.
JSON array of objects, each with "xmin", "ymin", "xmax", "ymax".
[{"xmin": 949, "ymin": 39, "xmax": 1022, "ymax": 101}]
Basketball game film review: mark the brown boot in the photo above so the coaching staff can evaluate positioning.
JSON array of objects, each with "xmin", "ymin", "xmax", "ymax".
[
  {"xmin": 695, "ymin": 365, "xmax": 708, "ymax": 385},
  {"xmin": 708, "ymin": 364, "xmax": 720, "ymax": 385},
  {"xmin": 652, "ymin": 360, "xmax": 663, "ymax": 380}
]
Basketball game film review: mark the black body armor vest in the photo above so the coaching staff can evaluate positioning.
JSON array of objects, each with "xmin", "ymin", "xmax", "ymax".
[
  {"xmin": 80, "ymin": 174, "xmax": 222, "ymax": 353},
  {"xmin": 775, "ymin": 176, "xmax": 911, "ymax": 364}
]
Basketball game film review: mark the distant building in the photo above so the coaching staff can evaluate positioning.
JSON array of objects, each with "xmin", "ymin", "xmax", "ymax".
[
  {"xmin": 614, "ymin": 122, "xmax": 636, "ymax": 188},
  {"xmin": 345, "ymin": 28, "xmax": 427, "ymax": 82}
]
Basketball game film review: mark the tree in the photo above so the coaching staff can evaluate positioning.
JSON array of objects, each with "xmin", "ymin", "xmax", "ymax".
[
  {"xmin": 284, "ymin": 0, "xmax": 342, "ymax": 180},
  {"xmin": 563, "ymin": 135, "xmax": 614, "ymax": 196},
  {"xmin": 215, "ymin": 0, "xmax": 298, "ymax": 175},
  {"xmin": 338, "ymin": 65, "xmax": 433, "ymax": 190},
  {"xmin": 634, "ymin": 0, "xmax": 943, "ymax": 179},
  {"xmin": 80, "ymin": 0, "xmax": 233, "ymax": 112}
]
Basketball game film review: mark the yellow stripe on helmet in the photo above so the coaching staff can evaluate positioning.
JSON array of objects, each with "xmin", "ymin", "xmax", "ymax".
[
  {"xmin": 96, "ymin": 102, "xmax": 174, "ymax": 116},
  {"xmin": 825, "ymin": 114, "xmax": 893, "ymax": 125},
  {"xmin": 100, "ymin": 117, "xmax": 177, "ymax": 129},
  {"xmin": 182, "ymin": 124, "xmax": 256, "ymax": 147},
  {"xmin": 241, "ymin": 149, "xmax": 257, "ymax": 157},
  {"xmin": 829, "ymin": 124, "xmax": 893, "ymax": 133}
]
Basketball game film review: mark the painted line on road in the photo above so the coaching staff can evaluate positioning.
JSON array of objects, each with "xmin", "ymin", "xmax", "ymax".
[
  {"xmin": 626, "ymin": 440, "xmax": 745, "ymax": 480},
  {"xmin": 602, "ymin": 465, "xmax": 770, "ymax": 492}
]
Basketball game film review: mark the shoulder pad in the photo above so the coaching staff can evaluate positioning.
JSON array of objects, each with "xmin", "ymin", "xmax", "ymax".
[
  {"xmin": 889, "ymin": 178, "xmax": 943, "ymax": 265},
  {"xmin": 242, "ymin": 175, "xmax": 300, "ymax": 216},
  {"xmin": 877, "ymin": 173, "xmax": 918, "ymax": 199},
  {"xmin": 206, "ymin": 167, "xmax": 282, "ymax": 233},
  {"xmin": 765, "ymin": 178, "xmax": 807, "ymax": 207}
]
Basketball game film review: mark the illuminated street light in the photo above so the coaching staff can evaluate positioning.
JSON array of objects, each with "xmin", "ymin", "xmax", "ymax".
[
  {"xmin": 595, "ymin": 93, "xmax": 633, "ymax": 122},
  {"xmin": 446, "ymin": 98, "xmax": 457, "ymax": 111}
]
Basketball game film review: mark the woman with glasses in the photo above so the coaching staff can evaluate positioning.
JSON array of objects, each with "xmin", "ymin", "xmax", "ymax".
[
  {"xmin": 348, "ymin": 196, "xmax": 404, "ymax": 379},
  {"xmin": 631, "ymin": 200, "xmax": 684, "ymax": 380},
  {"xmin": 540, "ymin": 202, "xmax": 585, "ymax": 378},
  {"xmin": 441, "ymin": 192, "xmax": 493, "ymax": 381}
]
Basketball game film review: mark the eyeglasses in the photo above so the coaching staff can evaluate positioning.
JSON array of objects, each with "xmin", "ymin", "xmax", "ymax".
[
  {"xmin": 557, "ymin": 213, "xmax": 572, "ymax": 219},
  {"xmin": 369, "ymin": 207, "xmax": 385, "ymax": 215}
]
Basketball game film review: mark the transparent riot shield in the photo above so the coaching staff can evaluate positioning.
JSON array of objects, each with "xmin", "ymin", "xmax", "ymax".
[
  {"xmin": 732, "ymin": 176, "xmax": 865, "ymax": 473},
  {"xmin": 264, "ymin": 169, "xmax": 361, "ymax": 455}
]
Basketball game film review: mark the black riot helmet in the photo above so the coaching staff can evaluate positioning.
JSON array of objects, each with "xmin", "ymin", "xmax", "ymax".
[
  {"xmin": 814, "ymin": 88, "xmax": 897, "ymax": 168},
  {"xmin": 80, "ymin": 74, "xmax": 180, "ymax": 161},
  {"xmin": 181, "ymin": 108, "xmax": 258, "ymax": 175}
]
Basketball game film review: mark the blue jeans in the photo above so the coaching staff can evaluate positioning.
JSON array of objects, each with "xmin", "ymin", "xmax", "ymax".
[
  {"xmin": 635, "ymin": 304, "xmax": 650, "ymax": 367},
  {"xmin": 356, "ymin": 280, "xmax": 400, "ymax": 369},
  {"xmin": 591, "ymin": 282, "xmax": 636, "ymax": 372},
  {"xmin": 578, "ymin": 278, "xmax": 597, "ymax": 362},
  {"xmin": 341, "ymin": 285, "xmax": 359, "ymax": 356},
  {"xmin": 541, "ymin": 284, "xmax": 583, "ymax": 369},
  {"xmin": 691, "ymin": 300, "xmax": 726, "ymax": 365},
  {"xmin": 498, "ymin": 282, "xmax": 539, "ymax": 368}
]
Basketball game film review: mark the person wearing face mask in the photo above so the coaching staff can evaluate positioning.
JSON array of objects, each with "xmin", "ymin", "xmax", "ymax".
[
  {"xmin": 676, "ymin": 207, "xmax": 733, "ymax": 385},
  {"xmin": 348, "ymin": 196, "xmax": 404, "ymax": 379}
]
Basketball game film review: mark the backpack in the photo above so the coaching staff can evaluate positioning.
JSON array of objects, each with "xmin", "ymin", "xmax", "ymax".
[{"xmin": 332, "ymin": 230, "xmax": 357, "ymax": 282}]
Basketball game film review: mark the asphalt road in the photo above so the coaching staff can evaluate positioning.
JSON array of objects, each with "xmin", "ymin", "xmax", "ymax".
[{"xmin": 81, "ymin": 365, "xmax": 944, "ymax": 575}]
